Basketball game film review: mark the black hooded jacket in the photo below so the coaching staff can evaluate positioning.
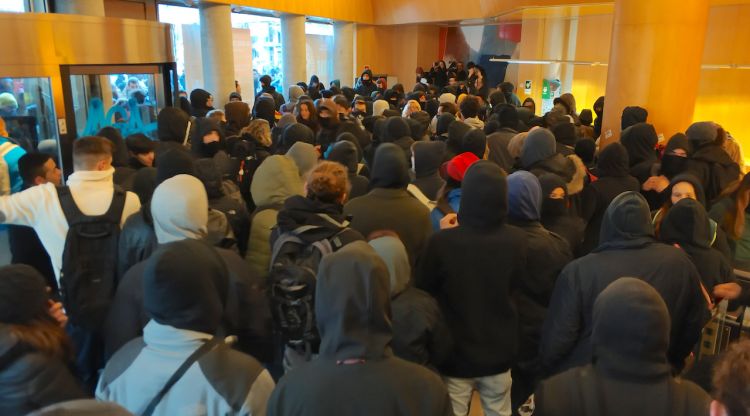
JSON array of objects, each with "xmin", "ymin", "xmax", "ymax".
[
  {"xmin": 189, "ymin": 89, "xmax": 214, "ymax": 118},
  {"xmin": 535, "ymin": 278, "xmax": 710, "ymax": 416},
  {"xmin": 411, "ymin": 141, "xmax": 446, "ymax": 201},
  {"xmin": 191, "ymin": 118, "xmax": 225, "ymax": 158},
  {"xmin": 593, "ymin": 96, "xmax": 604, "ymax": 139},
  {"xmin": 687, "ymin": 144, "xmax": 740, "ymax": 206},
  {"xmin": 326, "ymin": 141, "xmax": 369, "ymax": 199},
  {"xmin": 660, "ymin": 198, "xmax": 734, "ymax": 289},
  {"xmin": 621, "ymin": 106, "xmax": 648, "ymax": 131},
  {"xmin": 274, "ymin": 195, "xmax": 364, "ymax": 247},
  {"xmin": 417, "ymin": 161, "xmax": 528, "ymax": 378},
  {"xmin": 620, "ymin": 123, "xmax": 658, "ymax": 185},
  {"xmin": 345, "ymin": 144, "xmax": 432, "ymax": 270},
  {"xmin": 260, "ymin": 85, "xmax": 285, "ymax": 111},
  {"xmin": 539, "ymin": 173, "xmax": 585, "ymax": 256},
  {"xmin": 541, "ymin": 192, "xmax": 707, "ymax": 376},
  {"xmin": 157, "ymin": 107, "xmax": 191, "ymax": 147},
  {"xmin": 268, "ymin": 242, "xmax": 453, "ymax": 416},
  {"xmin": 580, "ymin": 142, "xmax": 640, "ymax": 255},
  {"xmin": 253, "ymin": 97, "xmax": 277, "ymax": 128},
  {"xmin": 355, "ymin": 70, "xmax": 378, "ymax": 98}
]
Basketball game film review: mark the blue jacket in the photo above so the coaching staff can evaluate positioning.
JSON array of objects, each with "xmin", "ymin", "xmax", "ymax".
[
  {"xmin": 430, "ymin": 188, "xmax": 462, "ymax": 230},
  {"xmin": 0, "ymin": 137, "xmax": 27, "ymax": 193}
]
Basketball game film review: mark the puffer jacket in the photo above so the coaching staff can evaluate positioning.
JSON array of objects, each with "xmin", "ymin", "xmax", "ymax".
[
  {"xmin": 245, "ymin": 155, "xmax": 304, "ymax": 278},
  {"xmin": 0, "ymin": 326, "xmax": 85, "ymax": 415}
]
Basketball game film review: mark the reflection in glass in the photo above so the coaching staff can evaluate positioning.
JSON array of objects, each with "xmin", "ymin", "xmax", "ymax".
[{"xmin": 0, "ymin": 77, "xmax": 60, "ymax": 162}]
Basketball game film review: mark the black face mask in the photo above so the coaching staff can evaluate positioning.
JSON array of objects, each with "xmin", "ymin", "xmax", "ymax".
[
  {"xmin": 319, "ymin": 117, "xmax": 333, "ymax": 129},
  {"xmin": 202, "ymin": 141, "xmax": 221, "ymax": 158},
  {"xmin": 660, "ymin": 154, "xmax": 688, "ymax": 179},
  {"xmin": 542, "ymin": 198, "xmax": 567, "ymax": 218}
]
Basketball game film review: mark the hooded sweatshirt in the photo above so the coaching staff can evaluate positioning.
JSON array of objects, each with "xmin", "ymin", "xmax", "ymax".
[
  {"xmin": 538, "ymin": 173, "xmax": 585, "ymax": 255},
  {"xmin": 620, "ymin": 122, "xmax": 658, "ymax": 184},
  {"xmin": 268, "ymin": 241, "xmax": 452, "ymax": 416},
  {"xmin": 621, "ymin": 106, "xmax": 648, "ymax": 131},
  {"xmin": 345, "ymin": 143, "xmax": 432, "ymax": 271},
  {"xmin": 686, "ymin": 121, "xmax": 740, "ymax": 205},
  {"xmin": 521, "ymin": 128, "xmax": 576, "ymax": 183},
  {"xmin": 369, "ymin": 236, "xmax": 452, "ymax": 369},
  {"xmin": 223, "ymin": 101, "xmax": 251, "ymax": 137},
  {"xmin": 245, "ymin": 155, "xmax": 304, "ymax": 278},
  {"xmin": 280, "ymin": 85, "xmax": 304, "ymax": 114},
  {"xmin": 507, "ymin": 171, "xmax": 572, "ymax": 364},
  {"xmin": 417, "ymin": 161, "xmax": 528, "ymax": 378},
  {"xmin": 411, "ymin": 141, "xmax": 446, "ymax": 201},
  {"xmin": 191, "ymin": 118, "xmax": 225, "ymax": 158},
  {"xmin": 657, "ymin": 133, "xmax": 692, "ymax": 179},
  {"xmin": 285, "ymin": 142, "xmax": 318, "ymax": 179},
  {"xmin": 541, "ymin": 191, "xmax": 707, "ymax": 375},
  {"xmin": 372, "ymin": 100, "xmax": 390, "ymax": 117},
  {"xmin": 435, "ymin": 113, "xmax": 455, "ymax": 138},
  {"xmin": 593, "ymin": 96, "xmax": 604, "ymax": 139},
  {"xmin": 535, "ymin": 278, "xmax": 710, "ymax": 416},
  {"xmin": 279, "ymin": 123, "xmax": 315, "ymax": 154},
  {"xmin": 253, "ymin": 97, "xmax": 277, "ymax": 128},
  {"xmin": 326, "ymin": 140, "xmax": 369, "ymax": 199},
  {"xmin": 580, "ymin": 142, "xmax": 640, "ymax": 255},
  {"xmin": 355, "ymin": 69, "xmax": 378, "ymax": 98},
  {"xmin": 189, "ymin": 89, "xmax": 214, "ymax": 118},
  {"xmin": 98, "ymin": 240, "xmax": 274, "ymax": 416},
  {"xmin": 660, "ymin": 198, "xmax": 734, "ymax": 289}
]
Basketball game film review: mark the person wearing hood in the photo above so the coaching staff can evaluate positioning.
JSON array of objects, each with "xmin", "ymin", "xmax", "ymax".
[
  {"xmin": 245, "ymin": 154, "xmax": 305, "ymax": 278},
  {"xmin": 555, "ymin": 93, "xmax": 580, "ymax": 125},
  {"xmin": 271, "ymin": 114, "xmax": 297, "ymax": 150},
  {"xmin": 315, "ymin": 99, "xmax": 341, "ymax": 153},
  {"xmin": 189, "ymin": 88, "xmax": 214, "ymax": 118},
  {"xmin": 592, "ymin": 96, "xmax": 604, "ymax": 139},
  {"xmin": 191, "ymin": 117, "xmax": 225, "ymax": 159},
  {"xmin": 579, "ymin": 142, "xmax": 640, "ymax": 254},
  {"xmin": 280, "ymin": 85, "xmax": 304, "ymax": 114},
  {"xmin": 258, "ymin": 74, "xmax": 285, "ymax": 110},
  {"xmin": 106, "ymin": 175, "xmax": 273, "ymax": 363},
  {"xmin": 98, "ymin": 239, "xmax": 275, "ymax": 416},
  {"xmin": 620, "ymin": 122, "xmax": 659, "ymax": 193},
  {"xmin": 369, "ymin": 232, "xmax": 452, "ymax": 370},
  {"xmin": 156, "ymin": 107, "xmax": 191, "ymax": 153},
  {"xmin": 660, "ymin": 198, "xmax": 734, "ymax": 291},
  {"xmin": 686, "ymin": 121, "xmax": 740, "ymax": 205},
  {"xmin": 540, "ymin": 191, "xmax": 707, "ymax": 376},
  {"xmin": 307, "ymin": 75, "xmax": 322, "ymax": 100},
  {"xmin": 621, "ymin": 106, "xmax": 648, "ymax": 131},
  {"xmin": 253, "ymin": 96, "xmax": 277, "ymax": 129},
  {"xmin": 486, "ymin": 105, "xmax": 519, "ymax": 172},
  {"xmin": 551, "ymin": 122, "xmax": 577, "ymax": 157},
  {"xmin": 268, "ymin": 241, "xmax": 452, "ymax": 416},
  {"xmin": 506, "ymin": 171, "xmax": 573, "ymax": 410},
  {"xmin": 355, "ymin": 69, "xmax": 378, "ymax": 98},
  {"xmin": 417, "ymin": 161, "xmax": 527, "ymax": 416},
  {"xmin": 277, "ymin": 121, "xmax": 315, "ymax": 155},
  {"xmin": 445, "ymin": 120, "xmax": 472, "ymax": 160},
  {"xmin": 536, "ymin": 277, "xmax": 710, "ymax": 416},
  {"xmin": 383, "ymin": 116, "xmax": 415, "ymax": 164},
  {"xmin": 345, "ymin": 143, "xmax": 432, "ymax": 271},
  {"xmin": 272, "ymin": 161, "xmax": 364, "ymax": 370},
  {"xmin": 539, "ymin": 173, "xmax": 585, "ymax": 255},
  {"xmin": 372, "ymin": 99, "xmax": 390, "ymax": 117},
  {"xmin": 326, "ymin": 140, "xmax": 369, "ymax": 198},
  {"xmin": 223, "ymin": 100, "xmax": 251, "ymax": 137},
  {"xmin": 430, "ymin": 152, "xmax": 479, "ymax": 230},
  {"xmin": 521, "ymin": 127, "xmax": 578, "ymax": 186},
  {"xmin": 434, "ymin": 112, "xmax": 455, "ymax": 142},
  {"xmin": 195, "ymin": 158, "xmax": 251, "ymax": 256},
  {"xmin": 642, "ymin": 133, "xmax": 693, "ymax": 207},
  {"xmin": 411, "ymin": 141, "xmax": 446, "ymax": 201},
  {"xmin": 0, "ymin": 265, "xmax": 86, "ymax": 415},
  {"xmin": 578, "ymin": 109, "xmax": 594, "ymax": 139}
]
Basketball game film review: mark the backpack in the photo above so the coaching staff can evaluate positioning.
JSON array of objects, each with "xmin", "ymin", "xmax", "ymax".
[
  {"xmin": 268, "ymin": 217, "xmax": 352, "ymax": 357},
  {"xmin": 56, "ymin": 186, "xmax": 126, "ymax": 330}
]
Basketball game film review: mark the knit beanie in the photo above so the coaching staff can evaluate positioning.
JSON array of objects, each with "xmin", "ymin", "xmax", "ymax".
[
  {"xmin": 0, "ymin": 265, "xmax": 48, "ymax": 324},
  {"xmin": 446, "ymin": 152, "xmax": 480, "ymax": 182}
]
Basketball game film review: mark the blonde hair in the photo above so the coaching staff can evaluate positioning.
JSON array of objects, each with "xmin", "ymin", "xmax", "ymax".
[
  {"xmin": 241, "ymin": 119, "xmax": 272, "ymax": 148},
  {"xmin": 402, "ymin": 100, "xmax": 421, "ymax": 118},
  {"xmin": 306, "ymin": 161, "xmax": 350, "ymax": 203}
]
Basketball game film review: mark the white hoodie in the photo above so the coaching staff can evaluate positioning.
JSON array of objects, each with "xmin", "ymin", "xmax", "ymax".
[{"xmin": 0, "ymin": 167, "xmax": 141, "ymax": 284}]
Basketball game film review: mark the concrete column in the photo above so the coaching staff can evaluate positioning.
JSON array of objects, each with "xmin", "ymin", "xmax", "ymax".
[
  {"xmin": 281, "ymin": 14, "xmax": 307, "ymax": 95},
  {"xmin": 333, "ymin": 22, "xmax": 355, "ymax": 87},
  {"xmin": 600, "ymin": 0, "xmax": 710, "ymax": 146},
  {"xmin": 199, "ymin": 3, "xmax": 236, "ymax": 108},
  {"xmin": 55, "ymin": 0, "xmax": 105, "ymax": 16}
]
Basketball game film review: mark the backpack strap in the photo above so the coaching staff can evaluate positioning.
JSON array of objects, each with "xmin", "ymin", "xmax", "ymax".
[
  {"xmin": 103, "ymin": 188, "xmax": 127, "ymax": 224},
  {"xmin": 142, "ymin": 336, "xmax": 222, "ymax": 416},
  {"xmin": 407, "ymin": 184, "xmax": 436, "ymax": 211},
  {"xmin": 56, "ymin": 187, "xmax": 127, "ymax": 225}
]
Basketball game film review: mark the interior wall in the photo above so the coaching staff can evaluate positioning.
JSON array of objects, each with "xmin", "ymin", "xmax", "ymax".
[{"xmin": 104, "ymin": 0, "xmax": 156, "ymax": 20}]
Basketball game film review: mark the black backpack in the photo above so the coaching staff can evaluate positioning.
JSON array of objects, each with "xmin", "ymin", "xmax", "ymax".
[
  {"xmin": 57, "ymin": 186, "xmax": 126, "ymax": 330},
  {"xmin": 268, "ymin": 217, "xmax": 353, "ymax": 357}
]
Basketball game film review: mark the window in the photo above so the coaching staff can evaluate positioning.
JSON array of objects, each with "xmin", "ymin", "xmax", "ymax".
[
  {"xmin": 305, "ymin": 22, "xmax": 333, "ymax": 85},
  {"xmin": 0, "ymin": 0, "xmax": 27, "ymax": 12}
]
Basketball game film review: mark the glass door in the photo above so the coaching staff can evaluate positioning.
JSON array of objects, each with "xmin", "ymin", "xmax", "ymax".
[{"xmin": 61, "ymin": 64, "xmax": 178, "ymax": 141}]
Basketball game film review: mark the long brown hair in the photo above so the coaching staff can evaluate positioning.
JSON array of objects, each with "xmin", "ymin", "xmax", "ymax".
[
  {"xmin": 718, "ymin": 174, "xmax": 750, "ymax": 240},
  {"xmin": 8, "ymin": 316, "xmax": 73, "ymax": 362}
]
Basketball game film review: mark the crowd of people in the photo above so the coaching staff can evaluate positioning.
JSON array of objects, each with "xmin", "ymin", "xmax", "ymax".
[{"xmin": 0, "ymin": 62, "xmax": 748, "ymax": 416}]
